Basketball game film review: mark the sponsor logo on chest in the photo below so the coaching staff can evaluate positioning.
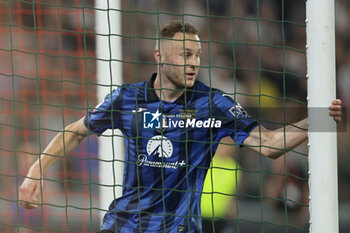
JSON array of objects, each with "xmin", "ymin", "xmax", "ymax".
[{"xmin": 143, "ymin": 109, "xmax": 222, "ymax": 129}]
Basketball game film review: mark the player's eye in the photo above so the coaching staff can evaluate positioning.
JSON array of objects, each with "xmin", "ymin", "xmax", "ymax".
[{"xmin": 184, "ymin": 52, "xmax": 191, "ymax": 57}]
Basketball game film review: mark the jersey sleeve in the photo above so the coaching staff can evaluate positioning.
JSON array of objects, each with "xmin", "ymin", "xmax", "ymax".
[
  {"xmin": 214, "ymin": 94, "xmax": 258, "ymax": 146},
  {"xmin": 83, "ymin": 87, "xmax": 122, "ymax": 135}
]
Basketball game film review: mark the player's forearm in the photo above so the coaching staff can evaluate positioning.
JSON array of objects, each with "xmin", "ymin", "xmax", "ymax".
[
  {"xmin": 29, "ymin": 122, "xmax": 87, "ymax": 174},
  {"xmin": 263, "ymin": 118, "xmax": 308, "ymax": 159}
]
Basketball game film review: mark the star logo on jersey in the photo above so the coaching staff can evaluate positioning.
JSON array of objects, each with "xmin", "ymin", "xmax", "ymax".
[{"xmin": 143, "ymin": 109, "xmax": 161, "ymax": 128}]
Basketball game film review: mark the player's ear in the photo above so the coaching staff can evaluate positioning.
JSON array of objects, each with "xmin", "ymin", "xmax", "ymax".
[{"xmin": 154, "ymin": 49, "xmax": 160, "ymax": 63}]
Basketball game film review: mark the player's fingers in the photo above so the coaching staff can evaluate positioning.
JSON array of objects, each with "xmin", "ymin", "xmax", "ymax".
[
  {"xmin": 32, "ymin": 181, "xmax": 42, "ymax": 203},
  {"xmin": 329, "ymin": 99, "xmax": 342, "ymax": 124},
  {"xmin": 329, "ymin": 111, "xmax": 342, "ymax": 123},
  {"xmin": 332, "ymin": 99, "xmax": 341, "ymax": 105},
  {"xmin": 19, "ymin": 193, "xmax": 37, "ymax": 209},
  {"xmin": 334, "ymin": 116, "xmax": 341, "ymax": 123},
  {"xmin": 19, "ymin": 195, "xmax": 38, "ymax": 209},
  {"xmin": 19, "ymin": 183, "xmax": 30, "ymax": 208},
  {"xmin": 329, "ymin": 110, "xmax": 342, "ymax": 116},
  {"xmin": 22, "ymin": 202, "xmax": 38, "ymax": 209},
  {"xmin": 19, "ymin": 178, "xmax": 40, "ymax": 209},
  {"xmin": 329, "ymin": 104, "xmax": 342, "ymax": 111}
]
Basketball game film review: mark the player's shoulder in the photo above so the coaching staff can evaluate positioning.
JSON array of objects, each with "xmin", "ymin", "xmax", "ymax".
[
  {"xmin": 193, "ymin": 81, "xmax": 222, "ymax": 96},
  {"xmin": 115, "ymin": 81, "xmax": 147, "ymax": 99},
  {"xmin": 118, "ymin": 81, "xmax": 147, "ymax": 91},
  {"xmin": 193, "ymin": 81, "xmax": 235, "ymax": 103},
  {"xmin": 99, "ymin": 81, "xmax": 147, "ymax": 109}
]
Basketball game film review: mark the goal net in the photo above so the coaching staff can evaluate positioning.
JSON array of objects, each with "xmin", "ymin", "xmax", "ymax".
[{"xmin": 0, "ymin": 1, "xmax": 313, "ymax": 232}]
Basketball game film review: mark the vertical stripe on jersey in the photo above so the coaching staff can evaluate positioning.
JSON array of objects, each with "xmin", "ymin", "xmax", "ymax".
[
  {"xmin": 139, "ymin": 130, "xmax": 167, "ymax": 232},
  {"xmin": 162, "ymin": 130, "xmax": 187, "ymax": 232},
  {"xmin": 119, "ymin": 102, "xmax": 147, "ymax": 232}
]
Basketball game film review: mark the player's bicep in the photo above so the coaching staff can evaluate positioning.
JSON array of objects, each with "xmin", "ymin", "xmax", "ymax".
[
  {"xmin": 74, "ymin": 117, "xmax": 90, "ymax": 135},
  {"xmin": 66, "ymin": 117, "xmax": 90, "ymax": 138}
]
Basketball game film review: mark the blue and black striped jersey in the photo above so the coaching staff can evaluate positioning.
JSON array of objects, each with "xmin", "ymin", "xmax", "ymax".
[{"xmin": 84, "ymin": 73, "xmax": 258, "ymax": 233}]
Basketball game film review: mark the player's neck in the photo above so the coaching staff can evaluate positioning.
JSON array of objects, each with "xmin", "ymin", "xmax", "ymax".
[{"xmin": 154, "ymin": 73, "xmax": 184, "ymax": 102}]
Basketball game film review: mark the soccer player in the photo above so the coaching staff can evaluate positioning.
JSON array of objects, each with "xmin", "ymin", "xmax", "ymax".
[{"xmin": 19, "ymin": 21, "xmax": 342, "ymax": 233}]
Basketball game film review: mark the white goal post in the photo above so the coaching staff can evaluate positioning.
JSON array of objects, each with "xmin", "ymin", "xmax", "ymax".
[
  {"xmin": 306, "ymin": 0, "xmax": 339, "ymax": 232},
  {"xmin": 95, "ymin": 0, "xmax": 125, "ymax": 221}
]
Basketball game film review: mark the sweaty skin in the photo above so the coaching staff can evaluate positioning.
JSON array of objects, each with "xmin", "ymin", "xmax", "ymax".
[{"xmin": 154, "ymin": 33, "xmax": 201, "ymax": 102}]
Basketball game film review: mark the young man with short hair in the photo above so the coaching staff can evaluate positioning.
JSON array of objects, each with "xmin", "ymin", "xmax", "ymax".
[{"xmin": 19, "ymin": 21, "xmax": 342, "ymax": 233}]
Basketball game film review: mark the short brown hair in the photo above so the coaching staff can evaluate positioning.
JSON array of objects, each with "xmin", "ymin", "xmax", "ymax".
[{"xmin": 158, "ymin": 21, "xmax": 198, "ymax": 38}]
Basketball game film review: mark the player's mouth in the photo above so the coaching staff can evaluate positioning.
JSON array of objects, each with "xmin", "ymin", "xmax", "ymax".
[{"xmin": 186, "ymin": 72, "xmax": 196, "ymax": 80}]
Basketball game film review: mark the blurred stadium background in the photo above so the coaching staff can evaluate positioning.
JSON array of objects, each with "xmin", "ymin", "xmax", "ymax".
[{"xmin": 0, "ymin": 0, "xmax": 349, "ymax": 232}]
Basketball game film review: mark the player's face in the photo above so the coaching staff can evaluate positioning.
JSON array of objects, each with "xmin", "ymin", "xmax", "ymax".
[{"xmin": 158, "ymin": 33, "xmax": 201, "ymax": 89}]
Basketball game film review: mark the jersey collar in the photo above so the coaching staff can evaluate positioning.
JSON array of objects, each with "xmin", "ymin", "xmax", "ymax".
[{"xmin": 146, "ymin": 73, "xmax": 194, "ymax": 105}]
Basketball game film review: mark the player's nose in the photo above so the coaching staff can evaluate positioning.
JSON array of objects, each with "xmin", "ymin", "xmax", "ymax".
[{"xmin": 186, "ymin": 57, "xmax": 200, "ymax": 69}]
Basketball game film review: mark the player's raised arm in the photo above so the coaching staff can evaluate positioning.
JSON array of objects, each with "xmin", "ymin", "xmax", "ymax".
[
  {"xmin": 19, "ymin": 117, "xmax": 89, "ymax": 209},
  {"xmin": 243, "ymin": 99, "xmax": 342, "ymax": 159},
  {"xmin": 243, "ymin": 119, "xmax": 308, "ymax": 159}
]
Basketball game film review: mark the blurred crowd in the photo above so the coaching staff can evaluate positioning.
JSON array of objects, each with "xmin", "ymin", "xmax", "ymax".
[{"xmin": 0, "ymin": 0, "xmax": 349, "ymax": 232}]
